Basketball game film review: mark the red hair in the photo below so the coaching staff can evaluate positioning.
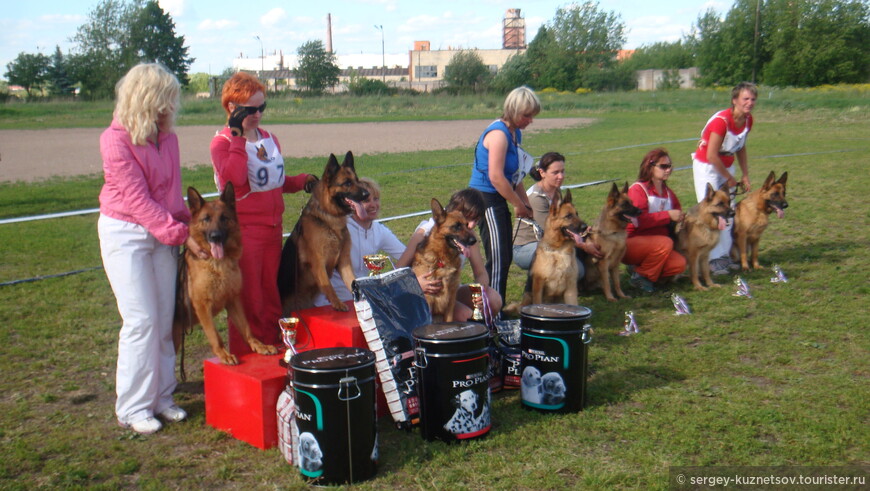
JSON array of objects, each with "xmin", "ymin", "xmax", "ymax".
[
  {"xmin": 220, "ymin": 72, "xmax": 265, "ymax": 115},
  {"xmin": 637, "ymin": 147, "xmax": 670, "ymax": 182}
]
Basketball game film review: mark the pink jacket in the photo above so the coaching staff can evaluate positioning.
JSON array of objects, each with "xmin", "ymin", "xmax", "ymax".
[
  {"xmin": 98, "ymin": 119, "xmax": 190, "ymax": 246},
  {"xmin": 210, "ymin": 127, "xmax": 310, "ymax": 228}
]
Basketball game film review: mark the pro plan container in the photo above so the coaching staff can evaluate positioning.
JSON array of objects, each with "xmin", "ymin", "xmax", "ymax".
[
  {"xmin": 520, "ymin": 304, "xmax": 593, "ymax": 413},
  {"xmin": 290, "ymin": 347, "xmax": 377, "ymax": 485},
  {"xmin": 412, "ymin": 322, "xmax": 491, "ymax": 442}
]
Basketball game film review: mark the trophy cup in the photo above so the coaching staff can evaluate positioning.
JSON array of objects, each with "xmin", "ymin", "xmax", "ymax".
[
  {"xmin": 278, "ymin": 317, "xmax": 299, "ymax": 367},
  {"xmin": 469, "ymin": 283, "xmax": 484, "ymax": 321},
  {"xmin": 363, "ymin": 254, "xmax": 389, "ymax": 276}
]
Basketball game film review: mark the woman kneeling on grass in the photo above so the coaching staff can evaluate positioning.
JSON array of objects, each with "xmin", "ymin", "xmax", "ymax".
[{"xmin": 622, "ymin": 148, "xmax": 687, "ymax": 293}]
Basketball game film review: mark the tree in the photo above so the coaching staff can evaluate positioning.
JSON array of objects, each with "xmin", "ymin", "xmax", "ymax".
[
  {"xmin": 492, "ymin": 53, "xmax": 532, "ymax": 92},
  {"xmin": 46, "ymin": 46, "xmax": 76, "ymax": 96},
  {"xmin": 69, "ymin": 0, "xmax": 133, "ymax": 98},
  {"xmin": 126, "ymin": 0, "xmax": 194, "ymax": 86},
  {"xmin": 525, "ymin": 26, "xmax": 575, "ymax": 90},
  {"xmin": 4, "ymin": 52, "xmax": 49, "ymax": 97},
  {"xmin": 622, "ymin": 40, "xmax": 695, "ymax": 71},
  {"xmin": 295, "ymin": 40, "xmax": 340, "ymax": 94},
  {"xmin": 551, "ymin": 1, "xmax": 626, "ymax": 89},
  {"xmin": 443, "ymin": 50, "xmax": 493, "ymax": 94}
]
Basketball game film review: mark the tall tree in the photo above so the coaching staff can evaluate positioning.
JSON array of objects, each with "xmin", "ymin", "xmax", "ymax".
[
  {"xmin": 4, "ymin": 52, "xmax": 50, "ymax": 97},
  {"xmin": 525, "ymin": 26, "xmax": 575, "ymax": 90},
  {"xmin": 443, "ymin": 50, "xmax": 493, "ymax": 94},
  {"xmin": 491, "ymin": 52, "xmax": 532, "ymax": 93},
  {"xmin": 550, "ymin": 1, "xmax": 626, "ymax": 89},
  {"xmin": 126, "ymin": 0, "xmax": 194, "ymax": 86},
  {"xmin": 68, "ymin": 0, "xmax": 133, "ymax": 98},
  {"xmin": 47, "ymin": 46, "xmax": 76, "ymax": 96},
  {"xmin": 295, "ymin": 40, "xmax": 339, "ymax": 95}
]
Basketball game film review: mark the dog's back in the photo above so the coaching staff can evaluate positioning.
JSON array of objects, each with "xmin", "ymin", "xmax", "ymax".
[
  {"xmin": 583, "ymin": 183, "xmax": 641, "ymax": 302},
  {"xmin": 731, "ymin": 171, "xmax": 788, "ymax": 270},
  {"xmin": 278, "ymin": 152, "xmax": 369, "ymax": 313}
]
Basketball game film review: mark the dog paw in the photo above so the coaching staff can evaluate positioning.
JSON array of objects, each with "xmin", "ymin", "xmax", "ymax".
[
  {"xmin": 218, "ymin": 352, "xmax": 240, "ymax": 365},
  {"xmin": 252, "ymin": 342, "xmax": 278, "ymax": 355},
  {"xmin": 709, "ymin": 283, "xmax": 721, "ymax": 289},
  {"xmin": 331, "ymin": 302, "xmax": 349, "ymax": 312},
  {"xmin": 694, "ymin": 285, "xmax": 709, "ymax": 291}
]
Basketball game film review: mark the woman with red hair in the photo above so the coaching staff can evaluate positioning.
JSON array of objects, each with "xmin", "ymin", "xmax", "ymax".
[
  {"xmin": 210, "ymin": 72, "xmax": 317, "ymax": 355},
  {"xmin": 622, "ymin": 148, "xmax": 686, "ymax": 293}
]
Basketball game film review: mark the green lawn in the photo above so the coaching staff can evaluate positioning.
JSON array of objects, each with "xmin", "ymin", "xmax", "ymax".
[{"xmin": 0, "ymin": 88, "xmax": 868, "ymax": 489}]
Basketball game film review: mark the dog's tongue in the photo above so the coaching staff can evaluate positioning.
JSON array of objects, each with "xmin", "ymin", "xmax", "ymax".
[
  {"xmin": 717, "ymin": 216, "xmax": 726, "ymax": 230},
  {"xmin": 626, "ymin": 215, "xmax": 639, "ymax": 227},
  {"xmin": 567, "ymin": 229, "xmax": 585, "ymax": 247},
  {"xmin": 457, "ymin": 241, "xmax": 471, "ymax": 258},
  {"xmin": 209, "ymin": 242, "xmax": 225, "ymax": 260},
  {"xmin": 346, "ymin": 198, "xmax": 368, "ymax": 220},
  {"xmin": 774, "ymin": 206, "xmax": 785, "ymax": 219}
]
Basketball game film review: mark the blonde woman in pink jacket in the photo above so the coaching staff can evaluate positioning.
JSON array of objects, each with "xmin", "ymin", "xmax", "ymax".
[{"xmin": 98, "ymin": 63, "xmax": 206, "ymax": 435}]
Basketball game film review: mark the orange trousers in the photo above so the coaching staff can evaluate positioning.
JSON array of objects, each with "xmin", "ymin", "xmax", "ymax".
[{"xmin": 622, "ymin": 234, "xmax": 686, "ymax": 283}]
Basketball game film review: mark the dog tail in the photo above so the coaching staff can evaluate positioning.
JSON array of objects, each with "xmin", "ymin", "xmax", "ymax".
[
  {"xmin": 173, "ymin": 250, "xmax": 194, "ymax": 382},
  {"xmin": 277, "ymin": 232, "xmax": 299, "ymax": 301}
]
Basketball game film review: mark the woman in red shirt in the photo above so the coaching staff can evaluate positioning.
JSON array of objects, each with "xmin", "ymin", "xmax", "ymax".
[{"xmin": 622, "ymin": 148, "xmax": 687, "ymax": 293}]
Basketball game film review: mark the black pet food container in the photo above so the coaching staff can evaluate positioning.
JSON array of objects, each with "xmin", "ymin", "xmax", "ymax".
[
  {"xmin": 290, "ymin": 347, "xmax": 377, "ymax": 484},
  {"xmin": 520, "ymin": 304, "xmax": 593, "ymax": 413},
  {"xmin": 412, "ymin": 322, "xmax": 491, "ymax": 442}
]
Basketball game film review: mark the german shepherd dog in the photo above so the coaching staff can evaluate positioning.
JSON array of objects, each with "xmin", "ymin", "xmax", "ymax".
[
  {"xmin": 278, "ymin": 151, "xmax": 369, "ymax": 313},
  {"xmin": 508, "ymin": 190, "xmax": 588, "ymax": 311},
  {"xmin": 676, "ymin": 183, "xmax": 735, "ymax": 291},
  {"xmin": 411, "ymin": 198, "xmax": 478, "ymax": 322},
  {"xmin": 173, "ymin": 183, "xmax": 278, "ymax": 366},
  {"xmin": 731, "ymin": 171, "xmax": 788, "ymax": 271},
  {"xmin": 583, "ymin": 183, "xmax": 642, "ymax": 302}
]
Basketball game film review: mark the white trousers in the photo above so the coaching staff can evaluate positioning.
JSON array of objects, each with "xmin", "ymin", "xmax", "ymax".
[
  {"xmin": 98, "ymin": 214, "xmax": 178, "ymax": 424},
  {"xmin": 692, "ymin": 158, "xmax": 736, "ymax": 260}
]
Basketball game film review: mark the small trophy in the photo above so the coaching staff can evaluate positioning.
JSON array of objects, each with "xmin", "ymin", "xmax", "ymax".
[
  {"xmin": 733, "ymin": 276, "xmax": 753, "ymax": 298},
  {"xmin": 671, "ymin": 293, "xmax": 692, "ymax": 315},
  {"xmin": 619, "ymin": 311, "xmax": 640, "ymax": 336},
  {"xmin": 770, "ymin": 264, "xmax": 788, "ymax": 283},
  {"xmin": 278, "ymin": 317, "xmax": 299, "ymax": 367},
  {"xmin": 363, "ymin": 254, "xmax": 389, "ymax": 276},
  {"xmin": 469, "ymin": 283, "xmax": 484, "ymax": 321}
]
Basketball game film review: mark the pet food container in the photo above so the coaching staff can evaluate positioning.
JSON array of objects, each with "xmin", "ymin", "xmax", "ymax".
[
  {"xmin": 290, "ymin": 347, "xmax": 377, "ymax": 484},
  {"xmin": 519, "ymin": 304, "xmax": 593, "ymax": 413},
  {"xmin": 412, "ymin": 322, "xmax": 491, "ymax": 442}
]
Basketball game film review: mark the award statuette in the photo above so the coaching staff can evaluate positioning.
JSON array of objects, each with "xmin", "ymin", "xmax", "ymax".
[
  {"xmin": 363, "ymin": 254, "xmax": 389, "ymax": 276},
  {"xmin": 469, "ymin": 283, "xmax": 484, "ymax": 321},
  {"xmin": 278, "ymin": 317, "xmax": 299, "ymax": 367}
]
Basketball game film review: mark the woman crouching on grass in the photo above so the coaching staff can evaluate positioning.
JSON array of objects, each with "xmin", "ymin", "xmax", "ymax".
[{"xmin": 622, "ymin": 148, "xmax": 687, "ymax": 293}]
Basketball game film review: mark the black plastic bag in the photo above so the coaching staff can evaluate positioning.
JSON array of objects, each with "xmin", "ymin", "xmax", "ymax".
[{"xmin": 352, "ymin": 267, "xmax": 431, "ymax": 429}]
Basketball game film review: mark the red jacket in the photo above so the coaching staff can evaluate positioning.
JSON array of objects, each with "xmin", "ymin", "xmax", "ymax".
[
  {"xmin": 210, "ymin": 127, "xmax": 311, "ymax": 228},
  {"xmin": 626, "ymin": 180, "xmax": 682, "ymax": 238}
]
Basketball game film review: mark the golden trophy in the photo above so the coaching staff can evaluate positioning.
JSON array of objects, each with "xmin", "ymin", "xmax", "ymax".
[
  {"xmin": 363, "ymin": 254, "xmax": 389, "ymax": 276},
  {"xmin": 278, "ymin": 317, "xmax": 299, "ymax": 366},
  {"xmin": 469, "ymin": 283, "xmax": 484, "ymax": 321}
]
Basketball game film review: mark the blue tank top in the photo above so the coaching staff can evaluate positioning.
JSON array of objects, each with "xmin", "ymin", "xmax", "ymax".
[{"xmin": 469, "ymin": 119, "xmax": 522, "ymax": 194}]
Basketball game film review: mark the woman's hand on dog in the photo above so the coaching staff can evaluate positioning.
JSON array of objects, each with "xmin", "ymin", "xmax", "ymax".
[
  {"xmin": 580, "ymin": 240, "xmax": 604, "ymax": 259},
  {"xmin": 185, "ymin": 235, "xmax": 210, "ymax": 259},
  {"xmin": 417, "ymin": 270, "xmax": 443, "ymax": 295},
  {"xmin": 303, "ymin": 174, "xmax": 319, "ymax": 193}
]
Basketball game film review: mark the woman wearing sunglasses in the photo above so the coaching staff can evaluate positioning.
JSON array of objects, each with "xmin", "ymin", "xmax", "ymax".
[
  {"xmin": 621, "ymin": 148, "xmax": 686, "ymax": 293},
  {"xmin": 210, "ymin": 72, "xmax": 317, "ymax": 355}
]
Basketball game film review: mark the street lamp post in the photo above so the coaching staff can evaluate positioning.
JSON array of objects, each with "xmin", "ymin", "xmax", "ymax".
[
  {"xmin": 374, "ymin": 25, "xmax": 385, "ymax": 84},
  {"xmin": 254, "ymin": 35, "xmax": 264, "ymax": 74}
]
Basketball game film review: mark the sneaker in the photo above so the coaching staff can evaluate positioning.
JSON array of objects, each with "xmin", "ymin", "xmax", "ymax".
[
  {"xmin": 158, "ymin": 405, "xmax": 187, "ymax": 423},
  {"xmin": 709, "ymin": 257, "xmax": 732, "ymax": 276},
  {"xmin": 630, "ymin": 273, "xmax": 656, "ymax": 293},
  {"xmin": 119, "ymin": 417, "xmax": 162, "ymax": 434}
]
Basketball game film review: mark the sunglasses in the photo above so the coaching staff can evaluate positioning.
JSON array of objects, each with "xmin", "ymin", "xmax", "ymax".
[
  {"xmin": 654, "ymin": 162, "xmax": 673, "ymax": 170},
  {"xmin": 237, "ymin": 102, "xmax": 267, "ymax": 115}
]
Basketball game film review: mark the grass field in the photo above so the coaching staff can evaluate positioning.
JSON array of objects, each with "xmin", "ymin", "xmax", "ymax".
[{"xmin": 0, "ymin": 88, "xmax": 868, "ymax": 489}]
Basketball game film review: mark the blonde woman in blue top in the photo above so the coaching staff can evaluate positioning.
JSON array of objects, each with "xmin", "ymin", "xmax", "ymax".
[{"xmin": 468, "ymin": 86, "xmax": 541, "ymax": 310}]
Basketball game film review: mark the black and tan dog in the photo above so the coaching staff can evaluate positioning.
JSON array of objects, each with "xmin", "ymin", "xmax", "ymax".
[
  {"xmin": 411, "ymin": 198, "xmax": 478, "ymax": 322},
  {"xmin": 508, "ymin": 190, "xmax": 588, "ymax": 311},
  {"xmin": 676, "ymin": 182, "xmax": 735, "ymax": 291},
  {"xmin": 278, "ymin": 151, "xmax": 369, "ymax": 313},
  {"xmin": 583, "ymin": 183, "xmax": 642, "ymax": 302},
  {"xmin": 730, "ymin": 171, "xmax": 788, "ymax": 271},
  {"xmin": 173, "ymin": 183, "xmax": 278, "ymax": 366}
]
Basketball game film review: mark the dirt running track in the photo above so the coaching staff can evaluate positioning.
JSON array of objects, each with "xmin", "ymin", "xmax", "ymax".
[{"xmin": 0, "ymin": 118, "xmax": 592, "ymax": 183}]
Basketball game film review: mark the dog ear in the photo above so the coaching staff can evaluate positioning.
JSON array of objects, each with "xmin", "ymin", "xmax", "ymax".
[
  {"xmin": 342, "ymin": 151, "xmax": 355, "ymax": 172},
  {"xmin": 187, "ymin": 187, "xmax": 205, "ymax": 211},
  {"xmin": 221, "ymin": 181, "xmax": 236, "ymax": 209},
  {"xmin": 430, "ymin": 198, "xmax": 446, "ymax": 224},
  {"xmin": 705, "ymin": 183, "xmax": 716, "ymax": 201},
  {"xmin": 563, "ymin": 189, "xmax": 573, "ymax": 204},
  {"xmin": 621, "ymin": 182, "xmax": 630, "ymax": 194},
  {"xmin": 607, "ymin": 182, "xmax": 620, "ymax": 205},
  {"xmin": 762, "ymin": 171, "xmax": 776, "ymax": 190},
  {"xmin": 777, "ymin": 172, "xmax": 788, "ymax": 186},
  {"xmin": 323, "ymin": 153, "xmax": 340, "ymax": 181}
]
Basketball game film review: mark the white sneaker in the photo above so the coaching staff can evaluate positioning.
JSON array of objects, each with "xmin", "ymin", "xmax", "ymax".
[
  {"xmin": 158, "ymin": 405, "xmax": 187, "ymax": 423},
  {"xmin": 119, "ymin": 417, "xmax": 162, "ymax": 434}
]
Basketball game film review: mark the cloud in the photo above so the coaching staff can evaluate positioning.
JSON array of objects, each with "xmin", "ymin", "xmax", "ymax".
[
  {"xmin": 198, "ymin": 19, "xmax": 239, "ymax": 30},
  {"xmin": 261, "ymin": 8, "xmax": 288, "ymax": 29},
  {"xmin": 158, "ymin": 0, "xmax": 185, "ymax": 18}
]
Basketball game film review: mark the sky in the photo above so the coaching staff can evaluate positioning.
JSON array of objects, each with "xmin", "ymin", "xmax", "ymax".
[{"xmin": 2, "ymin": 0, "xmax": 728, "ymax": 77}]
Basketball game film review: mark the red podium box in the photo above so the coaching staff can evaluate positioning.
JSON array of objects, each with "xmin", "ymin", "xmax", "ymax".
[{"xmin": 204, "ymin": 301, "xmax": 384, "ymax": 449}]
